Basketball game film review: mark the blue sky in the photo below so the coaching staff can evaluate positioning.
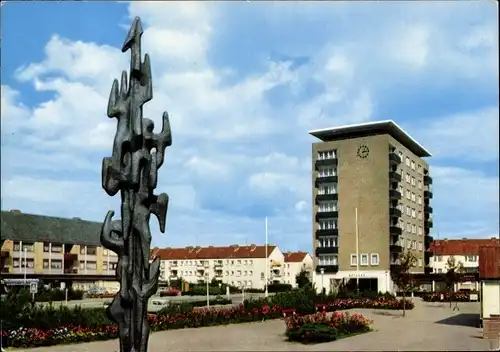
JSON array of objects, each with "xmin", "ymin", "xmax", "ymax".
[{"xmin": 1, "ymin": 1, "xmax": 498, "ymax": 252}]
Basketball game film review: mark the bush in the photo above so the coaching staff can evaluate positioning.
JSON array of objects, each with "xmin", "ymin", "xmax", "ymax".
[
  {"xmin": 267, "ymin": 283, "xmax": 293, "ymax": 293},
  {"xmin": 36, "ymin": 288, "xmax": 84, "ymax": 302},
  {"xmin": 421, "ymin": 291, "xmax": 479, "ymax": 302},
  {"xmin": 286, "ymin": 311, "xmax": 372, "ymax": 344}
]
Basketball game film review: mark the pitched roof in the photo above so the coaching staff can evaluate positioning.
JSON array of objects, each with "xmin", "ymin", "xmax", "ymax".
[
  {"xmin": 284, "ymin": 251, "xmax": 309, "ymax": 263},
  {"xmin": 152, "ymin": 244, "xmax": 278, "ymax": 260},
  {"xmin": 1, "ymin": 210, "xmax": 102, "ymax": 246},
  {"xmin": 478, "ymin": 245, "xmax": 500, "ymax": 279},
  {"xmin": 429, "ymin": 238, "xmax": 500, "ymax": 256}
]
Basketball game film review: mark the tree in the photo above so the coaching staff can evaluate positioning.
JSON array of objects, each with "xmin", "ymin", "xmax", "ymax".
[
  {"xmin": 295, "ymin": 268, "xmax": 312, "ymax": 289},
  {"xmin": 390, "ymin": 251, "xmax": 418, "ymax": 317},
  {"xmin": 444, "ymin": 255, "xmax": 464, "ymax": 308}
]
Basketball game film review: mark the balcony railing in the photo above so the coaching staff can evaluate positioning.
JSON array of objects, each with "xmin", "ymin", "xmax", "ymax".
[
  {"xmin": 315, "ymin": 265, "xmax": 339, "ymax": 274},
  {"xmin": 389, "ymin": 171, "xmax": 402, "ymax": 183},
  {"xmin": 389, "ymin": 226, "xmax": 402, "ymax": 235},
  {"xmin": 424, "ymin": 190, "xmax": 433, "ymax": 199},
  {"xmin": 315, "ymin": 175, "xmax": 338, "ymax": 186},
  {"xmin": 389, "ymin": 152, "xmax": 402, "ymax": 164},
  {"xmin": 389, "ymin": 208, "xmax": 402, "ymax": 218},
  {"xmin": 424, "ymin": 205, "xmax": 433, "ymax": 213},
  {"xmin": 316, "ymin": 211, "xmax": 338, "ymax": 220},
  {"xmin": 316, "ymin": 247, "xmax": 339, "ymax": 256},
  {"xmin": 64, "ymin": 268, "xmax": 78, "ymax": 274},
  {"xmin": 389, "ymin": 244, "xmax": 403, "ymax": 253},
  {"xmin": 316, "ymin": 193, "xmax": 338, "ymax": 202},
  {"xmin": 389, "ymin": 190, "xmax": 402, "ymax": 200},
  {"xmin": 424, "ymin": 175, "xmax": 433, "ymax": 185},
  {"xmin": 316, "ymin": 228, "xmax": 339, "ymax": 237},
  {"xmin": 315, "ymin": 158, "xmax": 338, "ymax": 168}
]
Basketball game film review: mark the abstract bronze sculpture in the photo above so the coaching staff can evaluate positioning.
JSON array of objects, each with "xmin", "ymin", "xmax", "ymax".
[{"xmin": 100, "ymin": 16, "xmax": 171, "ymax": 352}]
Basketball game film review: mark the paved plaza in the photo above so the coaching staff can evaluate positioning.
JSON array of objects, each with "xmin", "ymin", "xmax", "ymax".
[{"xmin": 10, "ymin": 299, "xmax": 498, "ymax": 351}]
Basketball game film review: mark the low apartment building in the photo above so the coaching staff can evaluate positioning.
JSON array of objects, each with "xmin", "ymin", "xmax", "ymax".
[
  {"xmin": 151, "ymin": 244, "xmax": 285, "ymax": 290},
  {"xmin": 1, "ymin": 210, "xmax": 119, "ymax": 291},
  {"xmin": 429, "ymin": 238, "xmax": 500, "ymax": 290},
  {"xmin": 283, "ymin": 252, "xmax": 313, "ymax": 287}
]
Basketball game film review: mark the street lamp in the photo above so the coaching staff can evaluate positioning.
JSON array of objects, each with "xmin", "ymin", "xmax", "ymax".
[
  {"xmin": 205, "ymin": 266, "xmax": 210, "ymax": 308},
  {"xmin": 23, "ymin": 247, "xmax": 27, "ymax": 284},
  {"xmin": 320, "ymin": 268, "xmax": 325, "ymax": 296}
]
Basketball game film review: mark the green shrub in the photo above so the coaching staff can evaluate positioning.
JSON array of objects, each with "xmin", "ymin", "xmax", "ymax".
[
  {"xmin": 267, "ymin": 283, "xmax": 292, "ymax": 293},
  {"xmin": 287, "ymin": 323, "xmax": 338, "ymax": 344}
]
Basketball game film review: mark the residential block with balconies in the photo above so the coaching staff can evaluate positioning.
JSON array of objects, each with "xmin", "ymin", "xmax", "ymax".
[
  {"xmin": 151, "ymin": 244, "xmax": 287, "ymax": 290},
  {"xmin": 309, "ymin": 120, "xmax": 433, "ymax": 294},
  {"xmin": 1, "ymin": 210, "xmax": 120, "ymax": 291}
]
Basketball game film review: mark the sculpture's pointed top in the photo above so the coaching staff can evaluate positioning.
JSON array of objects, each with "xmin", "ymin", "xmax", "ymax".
[{"xmin": 122, "ymin": 16, "xmax": 144, "ymax": 53}]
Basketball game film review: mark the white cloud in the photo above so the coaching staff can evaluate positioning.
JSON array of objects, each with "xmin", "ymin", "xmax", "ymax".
[
  {"xmin": 1, "ymin": 1, "xmax": 498, "ymax": 251},
  {"xmin": 409, "ymin": 106, "xmax": 499, "ymax": 162}
]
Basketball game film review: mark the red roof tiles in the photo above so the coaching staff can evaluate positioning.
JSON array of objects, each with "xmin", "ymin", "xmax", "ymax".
[
  {"xmin": 284, "ymin": 251, "xmax": 308, "ymax": 263},
  {"xmin": 429, "ymin": 238, "xmax": 499, "ymax": 256},
  {"xmin": 479, "ymin": 246, "xmax": 500, "ymax": 279},
  {"xmin": 151, "ymin": 244, "xmax": 277, "ymax": 260}
]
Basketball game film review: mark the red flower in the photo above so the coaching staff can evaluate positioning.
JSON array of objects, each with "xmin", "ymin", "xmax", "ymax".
[{"xmin": 261, "ymin": 305, "xmax": 270, "ymax": 315}]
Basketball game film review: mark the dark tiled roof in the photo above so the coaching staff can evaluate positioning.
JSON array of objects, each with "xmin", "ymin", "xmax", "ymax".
[
  {"xmin": 151, "ymin": 244, "xmax": 278, "ymax": 260},
  {"xmin": 429, "ymin": 238, "xmax": 500, "ymax": 256},
  {"xmin": 1, "ymin": 210, "xmax": 102, "ymax": 246},
  {"xmin": 479, "ymin": 246, "xmax": 500, "ymax": 279},
  {"xmin": 284, "ymin": 251, "xmax": 309, "ymax": 263}
]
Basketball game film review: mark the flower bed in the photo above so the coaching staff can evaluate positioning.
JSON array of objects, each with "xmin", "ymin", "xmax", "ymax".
[
  {"xmin": 1, "ymin": 296, "xmax": 411, "ymax": 348},
  {"xmin": 85, "ymin": 293, "xmax": 115, "ymax": 299},
  {"xmin": 315, "ymin": 298, "xmax": 414, "ymax": 312},
  {"xmin": 422, "ymin": 291, "xmax": 478, "ymax": 302},
  {"xmin": 1, "ymin": 304, "xmax": 281, "ymax": 348},
  {"xmin": 286, "ymin": 311, "xmax": 372, "ymax": 344}
]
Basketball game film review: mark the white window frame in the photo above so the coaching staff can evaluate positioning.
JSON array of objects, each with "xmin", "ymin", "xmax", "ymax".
[
  {"xmin": 406, "ymin": 157, "xmax": 410, "ymax": 166},
  {"xmin": 350, "ymin": 254, "xmax": 358, "ymax": 266},
  {"xmin": 360, "ymin": 253, "xmax": 369, "ymax": 266},
  {"xmin": 370, "ymin": 253, "xmax": 379, "ymax": 266},
  {"xmin": 411, "ymin": 161, "xmax": 416, "ymax": 170}
]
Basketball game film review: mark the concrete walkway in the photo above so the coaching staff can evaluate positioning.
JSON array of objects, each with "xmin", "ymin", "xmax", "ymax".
[{"xmin": 7, "ymin": 299, "xmax": 498, "ymax": 351}]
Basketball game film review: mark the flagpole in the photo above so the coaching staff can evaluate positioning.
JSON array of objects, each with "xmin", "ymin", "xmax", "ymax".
[
  {"xmin": 355, "ymin": 207, "xmax": 360, "ymax": 292},
  {"xmin": 265, "ymin": 216, "xmax": 268, "ymax": 297}
]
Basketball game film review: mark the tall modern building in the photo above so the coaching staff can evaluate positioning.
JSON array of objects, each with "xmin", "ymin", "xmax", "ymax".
[{"xmin": 309, "ymin": 120, "xmax": 433, "ymax": 293}]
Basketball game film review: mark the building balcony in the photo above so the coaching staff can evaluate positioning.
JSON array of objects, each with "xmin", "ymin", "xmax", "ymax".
[
  {"xmin": 316, "ymin": 211, "xmax": 338, "ymax": 220},
  {"xmin": 425, "ymin": 235, "xmax": 434, "ymax": 248},
  {"xmin": 214, "ymin": 271, "xmax": 223, "ymax": 278},
  {"xmin": 316, "ymin": 193, "xmax": 338, "ymax": 202},
  {"xmin": 389, "ymin": 190, "xmax": 402, "ymax": 200},
  {"xmin": 390, "ymin": 244, "xmax": 403, "ymax": 253},
  {"xmin": 315, "ymin": 175, "xmax": 338, "ymax": 186},
  {"xmin": 424, "ymin": 190, "xmax": 433, "ymax": 199},
  {"xmin": 389, "ymin": 226, "xmax": 402, "ymax": 235},
  {"xmin": 316, "ymin": 265, "xmax": 339, "ymax": 274},
  {"xmin": 424, "ymin": 218, "xmax": 434, "ymax": 228},
  {"xmin": 315, "ymin": 158, "xmax": 338, "ymax": 168},
  {"xmin": 389, "ymin": 208, "xmax": 402, "ymax": 218},
  {"xmin": 315, "ymin": 247, "xmax": 339, "ymax": 256},
  {"xmin": 424, "ymin": 205, "xmax": 433, "ymax": 213},
  {"xmin": 389, "ymin": 152, "xmax": 402, "ymax": 165},
  {"xmin": 424, "ymin": 175, "xmax": 433, "ymax": 185},
  {"xmin": 316, "ymin": 228, "xmax": 339, "ymax": 237},
  {"xmin": 214, "ymin": 262, "xmax": 223, "ymax": 268},
  {"xmin": 64, "ymin": 268, "xmax": 78, "ymax": 274},
  {"xmin": 389, "ymin": 171, "xmax": 402, "ymax": 183},
  {"xmin": 424, "ymin": 251, "xmax": 432, "ymax": 265}
]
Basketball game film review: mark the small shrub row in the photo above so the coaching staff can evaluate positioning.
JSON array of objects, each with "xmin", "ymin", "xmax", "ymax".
[
  {"xmin": 422, "ymin": 291, "xmax": 480, "ymax": 302},
  {"xmin": 286, "ymin": 311, "xmax": 372, "ymax": 344}
]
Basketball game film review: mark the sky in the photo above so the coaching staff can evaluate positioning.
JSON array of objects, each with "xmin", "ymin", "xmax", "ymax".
[{"xmin": 1, "ymin": 1, "xmax": 499, "ymax": 253}]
